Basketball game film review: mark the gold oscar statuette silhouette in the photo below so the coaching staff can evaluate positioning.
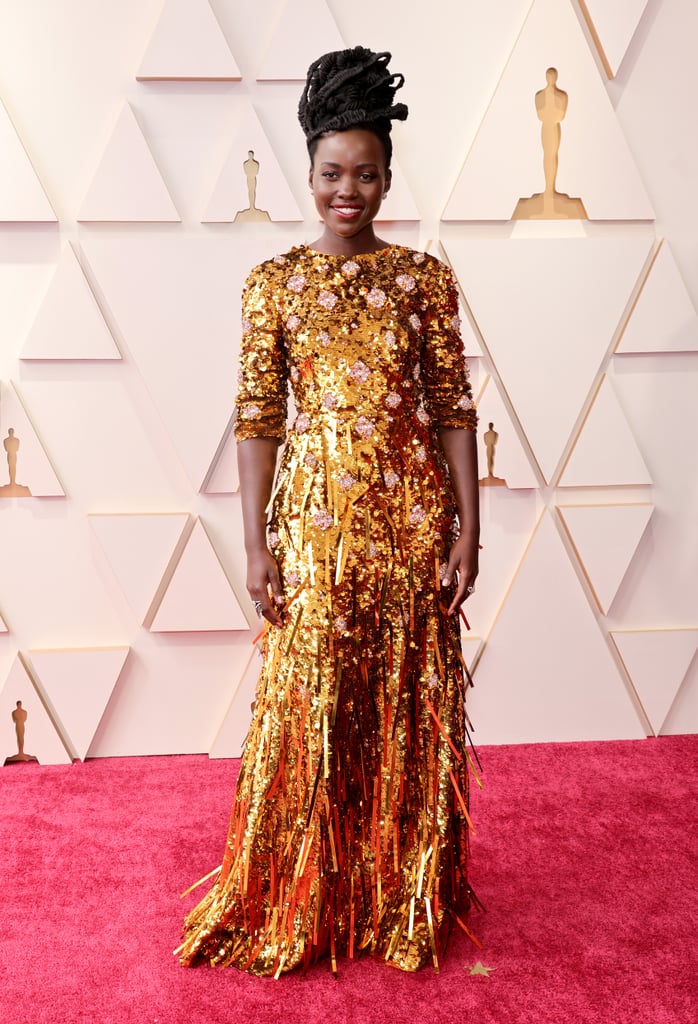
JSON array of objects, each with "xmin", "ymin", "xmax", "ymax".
[
  {"xmin": 479, "ymin": 422, "xmax": 507, "ymax": 487},
  {"xmin": 0, "ymin": 428, "xmax": 32, "ymax": 497},
  {"xmin": 234, "ymin": 149, "xmax": 271, "ymax": 222},
  {"xmin": 4, "ymin": 700, "xmax": 39, "ymax": 765},
  {"xmin": 512, "ymin": 67, "xmax": 587, "ymax": 221}
]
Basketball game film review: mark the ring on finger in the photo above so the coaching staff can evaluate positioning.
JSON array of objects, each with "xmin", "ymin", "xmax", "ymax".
[
  {"xmin": 466, "ymin": 585, "xmax": 475, "ymax": 594},
  {"xmin": 253, "ymin": 600, "xmax": 263, "ymax": 617}
]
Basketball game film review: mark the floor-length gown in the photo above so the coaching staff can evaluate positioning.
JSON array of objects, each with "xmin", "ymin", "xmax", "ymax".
[{"xmin": 179, "ymin": 244, "xmax": 479, "ymax": 975}]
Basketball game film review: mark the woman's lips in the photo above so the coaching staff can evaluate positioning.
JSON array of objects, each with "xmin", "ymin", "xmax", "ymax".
[{"xmin": 331, "ymin": 204, "xmax": 362, "ymax": 219}]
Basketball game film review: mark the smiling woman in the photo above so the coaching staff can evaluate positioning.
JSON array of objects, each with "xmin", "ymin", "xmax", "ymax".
[{"xmin": 178, "ymin": 46, "xmax": 481, "ymax": 978}]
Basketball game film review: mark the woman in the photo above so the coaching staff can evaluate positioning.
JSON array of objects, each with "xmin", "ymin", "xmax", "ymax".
[{"xmin": 179, "ymin": 46, "xmax": 481, "ymax": 976}]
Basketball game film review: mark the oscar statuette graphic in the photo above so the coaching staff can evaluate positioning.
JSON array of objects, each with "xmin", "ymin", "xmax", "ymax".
[
  {"xmin": 0, "ymin": 428, "xmax": 32, "ymax": 497},
  {"xmin": 512, "ymin": 68, "xmax": 587, "ymax": 220},
  {"xmin": 479, "ymin": 422, "xmax": 507, "ymax": 487},
  {"xmin": 234, "ymin": 150, "xmax": 271, "ymax": 222},
  {"xmin": 4, "ymin": 700, "xmax": 39, "ymax": 765}
]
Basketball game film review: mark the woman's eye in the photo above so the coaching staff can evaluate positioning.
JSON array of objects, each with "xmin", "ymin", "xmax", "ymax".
[{"xmin": 322, "ymin": 171, "xmax": 338, "ymax": 179}]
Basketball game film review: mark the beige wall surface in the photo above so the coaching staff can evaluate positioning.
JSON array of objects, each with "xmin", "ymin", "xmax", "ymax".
[{"xmin": 0, "ymin": 0, "xmax": 696, "ymax": 761}]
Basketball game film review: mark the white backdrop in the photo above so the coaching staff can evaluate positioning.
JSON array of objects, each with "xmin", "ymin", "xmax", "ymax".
[{"xmin": 0, "ymin": 0, "xmax": 696, "ymax": 761}]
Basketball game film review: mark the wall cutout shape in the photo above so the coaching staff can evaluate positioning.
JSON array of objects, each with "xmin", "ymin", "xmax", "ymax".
[
  {"xmin": 26, "ymin": 647, "xmax": 129, "ymax": 761},
  {"xmin": 0, "ymin": 611, "xmax": 7, "ymax": 633},
  {"xmin": 203, "ymin": 106, "xmax": 303, "ymax": 222},
  {"xmin": 443, "ymin": 0, "xmax": 655, "ymax": 221},
  {"xmin": 470, "ymin": 512, "xmax": 648, "ymax": 744},
  {"xmin": 578, "ymin": 0, "xmax": 650, "ymax": 79},
  {"xmin": 150, "ymin": 518, "xmax": 249, "ymax": 632},
  {"xmin": 611, "ymin": 629, "xmax": 698, "ymax": 735},
  {"xmin": 558, "ymin": 375, "xmax": 652, "ymax": 487},
  {"xmin": 0, "ymin": 654, "xmax": 72, "ymax": 766},
  {"xmin": 90, "ymin": 512, "xmax": 191, "ymax": 625},
  {"xmin": 616, "ymin": 241, "xmax": 698, "ymax": 354},
  {"xmin": 136, "ymin": 0, "xmax": 241, "ymax": 80},
  {"xmin": 476, "ymin": 376, "xmax": 539, "ymax": 489},
  {"xmin": 0, "ymin": 97, "xmax": 56, "ymax": 222},
  {"xmin": 443, "ymin": 236, "xmax": 653, "ymax": 483},
  {"xmin": 78, "ymin": 104, "xmax": 180, "ymax": 222},
  {"xmin": 0, "ymin": 381, "xmax": 65, "ymax": 497},
  {"xmin": 20, "ymin": 243, "xmax": 121, "ymax": 361},
  {"xmin": 557, "ymin": 503, "xmax": 653, "ymax": 614},
  {"xmin": 256, "ymin": 0, "xmax": 344, "ymax": 81},
  {"xmin": 202, "ymin": 413, "xmax": 238, "ymax": 494}
]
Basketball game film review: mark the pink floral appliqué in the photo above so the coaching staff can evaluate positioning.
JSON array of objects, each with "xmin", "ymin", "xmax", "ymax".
[
  {"xmin": 409, "ymin": 313, "xmax": 421, "ymax": 332},
  {"xmin": 384, "ymin": 469, "xmax": 400, "ymax": 490},
  {"xmin": 317, "ymin": 290, "xmax": 338, "ymax": 311},
  {"xmin": 294, "ymin": 412, "xmax": 311, "ymax": 433},
  {"xmin": 241, "ymin": 404, "xmax": 260, "ymax": 420},
  {"xmin": 412, "ymin": 252, "xmax": 426, "ymax": 265},
  {"xmin": 341, "ymin": 260, "xmax": 360, "ymax": 278},
  {"xmin": 313, "ymin": 509, "xmax": 333, "ymax": 531},
  {"xmin": 338, "ymin": 471, "xmax": 356, "ymax": 491},
  {"xmin": 286, "ymin": 275, "xmax": 306, "ymax": 293},
  {"xmin": 366, "ymin": 288, "xmax": 386, "ymax": 309},
  {"xmin": 416, "ymin": 405, "xmax": 430, "ymax": 425},
  {"xmin": 385, "ymin": 392, "xmax": 402, "ymax": 408},
  {"xmin": 319, "ymin": 330, "xmax": 331, "ymax": 347},
  {"xmin": 286, "ymin": 314, "xmax": 301, "ymax": 332},
  {"xmin": 349, "ymin": 360, "xmax": 371, "ymax": 384},
  {"xmin": 355, "ymin": 416, "xmax": 375, "ymax": 439},
  {"xmin": 321, "ymin": 392, "xmax": 338, "ymax": 410},
  {"xmin": 241, "ymin": 316, "xmax": 252, "ymax": 336},
  {"xmin": 396, "ymin": 273, "xmax": 416, "ymax": 292},
  {"xmin": 457, "ymin": 395, "xmax": 474, "ymax": 411},
  {"xmin": 304, "ymin": 452, "xmax": 319, "ymax": 469},
  {"xmin": 409, "ymin": 504, "xmax": 427, "ymax": 526},
  {"xmin": 415, "ymin": 445, "xmax": 427, "ymax": 464},
  {"xmin": 384, "ymin": 330, "xmax": 397, "ymax": 349}
]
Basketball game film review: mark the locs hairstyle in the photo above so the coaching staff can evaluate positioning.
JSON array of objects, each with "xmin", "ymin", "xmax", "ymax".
[{"xmin": 298, "ymin": 46, "xmax": 408, "ymax": 169}]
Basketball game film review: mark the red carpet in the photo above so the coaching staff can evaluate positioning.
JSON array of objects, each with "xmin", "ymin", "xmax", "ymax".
[{"xmin": 1, "ymin": 736, "xmax": 696, "ymax": 1024}]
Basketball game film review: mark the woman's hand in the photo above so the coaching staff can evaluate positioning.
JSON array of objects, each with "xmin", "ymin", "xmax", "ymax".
[
  {"xmin": 246, "ymin": 546, "xmax": 285, "ymax": 628},
  {"xmin": 441, "ymin": 533, "xmax": 479, "ymax": 616}
]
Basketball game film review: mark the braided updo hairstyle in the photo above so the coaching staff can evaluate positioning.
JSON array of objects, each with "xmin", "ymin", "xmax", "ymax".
[{"xmin": 298, "ymin": 46, "xmax": 408, "ymax": 169}]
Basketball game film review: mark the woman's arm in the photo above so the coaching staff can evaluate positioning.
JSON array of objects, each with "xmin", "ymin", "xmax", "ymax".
[
  {"xmin": 438, "ymin": 426, "xmax": 480, "ymax": 615},
  {"xmin": 238, "ymin": 436, "xmax": 285, "ymax": 627}
]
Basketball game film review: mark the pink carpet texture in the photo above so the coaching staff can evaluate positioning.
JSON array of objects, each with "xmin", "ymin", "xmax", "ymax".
[{"xmin": 1, "ymin": 735, "xmax": 696, "ymax": 1024}]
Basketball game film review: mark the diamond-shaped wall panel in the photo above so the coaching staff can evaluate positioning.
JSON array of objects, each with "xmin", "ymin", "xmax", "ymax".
[
  {"xmin": 617, "ymin": 241, "xmax": 698, "ymax": 354},
  {"xmin": 579, "ymin": 0, "xmax": 650, "ymax": 78},
  {"xmin": 256, "ymin": 0, "xmax": 344, "ymax": 81}
]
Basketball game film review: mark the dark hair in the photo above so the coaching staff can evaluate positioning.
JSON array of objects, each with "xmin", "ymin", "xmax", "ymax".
[{"xmin": 298, "ymin": 47, "xmax": 408, "ymax": 168}]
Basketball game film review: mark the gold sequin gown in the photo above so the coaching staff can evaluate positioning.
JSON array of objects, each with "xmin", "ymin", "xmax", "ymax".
[{"xmin": 179, "ymin": 244, "xmax": 479, "ymax": 976}]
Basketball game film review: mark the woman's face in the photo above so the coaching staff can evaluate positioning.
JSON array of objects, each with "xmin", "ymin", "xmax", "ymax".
[{"xmin": 309, "ymin": 129, "xmax": 391, "ymax": 252}]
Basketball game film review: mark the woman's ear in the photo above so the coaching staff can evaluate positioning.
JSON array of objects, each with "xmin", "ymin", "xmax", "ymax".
[{"xmin": 383, "ymin": 169, "xmax": 392, "ymax": 199}]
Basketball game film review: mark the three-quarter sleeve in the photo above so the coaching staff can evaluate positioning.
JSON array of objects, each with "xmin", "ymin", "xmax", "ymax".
[
  {"xmin": 233, "ymin": 263, "xmax": 288, "ymax": 443},
  {"xmin": 420, "ymin": 261, "xmax": 477, "ymax": 432}
]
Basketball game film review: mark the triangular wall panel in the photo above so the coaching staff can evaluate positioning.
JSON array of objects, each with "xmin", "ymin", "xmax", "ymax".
[
  {"xmin": 557, "ymin": 503, "xmax": 653, "ymax": 613},
  {"xmin": 202, "ymin": 414, "xmax": 238, "ymax": 494},
  {"xmin": 0, "ymin": 98, "xmax": 56, "ymax": 222},
  {"xmin": 443, "ymin": 0, "xmax": 655, "ymax": 220},
  {"xmin": 203, "ymin": 105, "xmax": 303, "ymax": 222},
  {"xmin": 476, "ymin": 376, "xmax": 539, "ymax": 489},
  {"xmin": 579, "ymin": 0, "xmax": 650, "ymax": 78},
  {"xmin": 209, "ymin": 647, "xmax": 260, "ymax": 757},
  {"xmin": 78, "ymin": 104, "xmax": 180, "ymax": 222},
  {"xmin": 20, "ymin": 243, "xmax": 121, "ymax": 361},
  {"xmin": 470, "ymin": 513, "xmax": 647, "ymax": 743},
  {"xmin": 616, "ymin": 241, "xmax": 698, "ymax": 354},
  {"xmin": 443, "ymin": 236, "xmax": 653, "ymax": 483},
  {"xmin": 150, "ymin": 519, "xmax": 249, "ymax": 632},
  {"xmin": 0, "ymin": 610, "xmax": 7, "ymax": 633},
  {"xmin": 0, "ymin": 655, "xmax": 72, "ymax": 765},
  {"xmin": 0, "ymin": 381, "xmax": 65, "ymax": 497},
  {"xmin": 559, "ymin": 376, "xmax": 652, "ymax": 487},
  {"xmin": 27, "ymin": 647, "xmax": 129, "ymax": 760},
  {"xmin": 256, "ymin": 0, "xmax": 344, "ymax": 80},
  {"xmin": 612, "ymin": 630, "xmax": 698, "ymax": 735},
  {"xmin": 89, "ymin": 513, "xmax": 190, "ymax": 624},
  {"xmin": 137, "ymin": 0, "xmax": 241, "ymax": 80}
]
